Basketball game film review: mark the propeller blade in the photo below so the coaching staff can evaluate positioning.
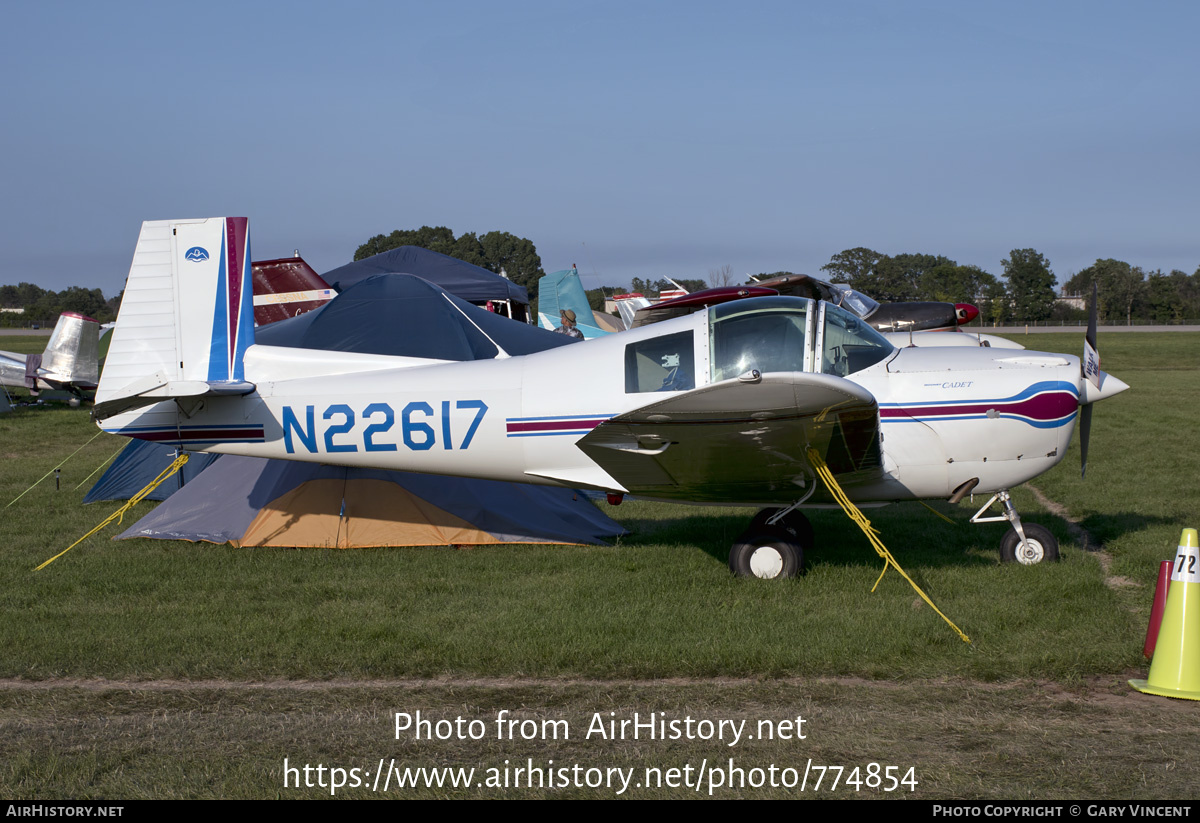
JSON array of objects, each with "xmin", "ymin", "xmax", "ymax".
[
  {"xmin": 1079, "ymin": 402, "xmax": 1093, "ymax": 478},
  {"xmin": 1081, "ymin": 281, "xmax": 1098, "ymax": 477},
  {"xmin": 1083, "ymin": 281, "xmax": 1100, "ymax": 390}
]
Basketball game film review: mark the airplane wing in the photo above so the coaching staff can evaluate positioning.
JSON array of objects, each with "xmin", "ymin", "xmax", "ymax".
[{"xmin": 576, "ymin": 372, "xmax": 883, "ymax": 503}]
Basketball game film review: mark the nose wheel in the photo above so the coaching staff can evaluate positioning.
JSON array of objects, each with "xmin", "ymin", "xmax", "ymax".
[
  {"xmin": 999, "ymin": 522, "xmax": 1058, "ymax": 565},
  {"xmin": 970, "ymin": 490, "xmax": 1060, "ymax": 565}
]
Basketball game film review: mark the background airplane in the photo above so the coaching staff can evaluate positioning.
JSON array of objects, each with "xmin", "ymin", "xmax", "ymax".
[
  {"xmin": 632, "ymin": 273, "xmax": 1023, "ymax": 349},
  {"xmin": 250, "ymin": 255, "xmax": 336, "ymax": 326},
  {"xmin": 537, "ymin": 266, "xmax": 622, "ymax": 338},
  {"xmin": 0, "ymin": 312, "xmax": 100, "ymax": 398}
]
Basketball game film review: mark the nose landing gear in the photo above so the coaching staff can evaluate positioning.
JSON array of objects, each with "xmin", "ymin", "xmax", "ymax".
[{"xmin": 970, "ymin": 489, "xmax": 1059, "ymax": 565}]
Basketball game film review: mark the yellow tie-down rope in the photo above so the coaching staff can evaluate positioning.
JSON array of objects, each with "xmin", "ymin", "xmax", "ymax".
[
  {"xmin": 806, "ymin": 447, "xmax": 970, "ymax": 644},
  {"xmin": 918, "ymin": 499, "xmax": 957, "ymax": 525},
  {"xmin": 6, "ymin": 430, "xmax": 106, "ymax": 509},
  {"xmin": 36, "ymin": 453, "xmax": 190, "ymax": 571}
]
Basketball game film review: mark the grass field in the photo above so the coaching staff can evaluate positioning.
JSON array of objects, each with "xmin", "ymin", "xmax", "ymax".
[{"xmin": 1, "ymin": 331, "xmax": 1198, "ymax": 798}]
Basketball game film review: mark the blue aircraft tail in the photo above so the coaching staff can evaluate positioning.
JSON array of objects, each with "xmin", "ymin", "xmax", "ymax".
[{"xmin": 536, "ymin": 268, "xmax": 609, "ymax": 339}]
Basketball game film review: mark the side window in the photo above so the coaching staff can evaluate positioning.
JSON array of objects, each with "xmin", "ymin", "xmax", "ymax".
[
  {"xmin": 624, "ymin": 331, "xmax": 695, "ymax": 393},
  {"xmin": 710, "ymin": 312, "xmax": 807, "ymax": 382}
]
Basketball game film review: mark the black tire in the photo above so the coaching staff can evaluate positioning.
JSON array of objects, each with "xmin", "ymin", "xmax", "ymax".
[
  {"xmin": 729, "ymin": 528, "xmax": 804, "ymax": 579},
  {"xmin": 749, "ymin": 507, "xmax": 815, "ymax": 549},
  {"xmin": 999, "ymin": 523, "xmax": 1059, "ymax": 565}
]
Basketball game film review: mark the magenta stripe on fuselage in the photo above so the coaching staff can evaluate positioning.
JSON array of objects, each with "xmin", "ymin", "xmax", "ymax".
[
  {"xmin": 880, "ymin": 391, "xmax": 1078, "ymax": 422},
  {"xmin": 507, "ymin": 419, "xmax": 607, "ymax": 434}
]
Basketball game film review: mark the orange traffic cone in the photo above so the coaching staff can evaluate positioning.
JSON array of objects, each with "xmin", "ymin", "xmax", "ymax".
[{"xmin": 1131, "ymin": 529, "xmax": 1200, "ymax": 700}]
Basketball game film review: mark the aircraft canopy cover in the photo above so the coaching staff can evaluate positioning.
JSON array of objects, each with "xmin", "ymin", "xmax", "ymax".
[
  {"xmin": 322, "ymin": 246, "xmax": 529, "ymax": 304},
  {"xmin": 116, "ymin": 455, "xmax": 626, "ymax": 547},
  {"xmin": 255, "ymin": 274, "xmax": 577, "ymax": 360}
]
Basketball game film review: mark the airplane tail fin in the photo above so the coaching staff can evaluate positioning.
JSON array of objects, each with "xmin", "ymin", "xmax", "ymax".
[
  {"xmin": 251, "ymin": 255, "xmax": 335, "ymax": 326},
  {"xmin": 94, "ymin": 217, "xmax": 255, "ymax": 420},
  {"xmin": 38, "ymin": 312, "xmax": 101, "ymax": 388},
  {"xmin": 536, "ymin": 268, "xmax": 609, "ymax": 339},
  {"xmin": 614, "ymin": 295, "xmax": 651, "ymax": 330}
]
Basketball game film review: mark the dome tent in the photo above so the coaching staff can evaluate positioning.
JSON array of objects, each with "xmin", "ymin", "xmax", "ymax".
[{"xmin": 116, "ymin": 455, "xmax": 624, "ymax": 548}]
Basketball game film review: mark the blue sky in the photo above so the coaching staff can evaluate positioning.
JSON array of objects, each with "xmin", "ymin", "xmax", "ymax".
[{"xmin": 2, "ymin": 1, "xmax": 1197, "ymax": 298}]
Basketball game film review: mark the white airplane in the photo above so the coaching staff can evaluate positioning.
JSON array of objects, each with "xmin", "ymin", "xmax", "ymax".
[
  {"xmin": 1, "ymin": 311, "xmax": 101, "ymax": 398},
  {"xmin": 94, "ymin": 218, "xmax": 1128, "ymax": 577}
]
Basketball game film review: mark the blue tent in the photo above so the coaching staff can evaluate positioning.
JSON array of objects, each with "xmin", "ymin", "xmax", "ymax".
[
  {"xmin": 115, "ymin": 456, "xmax": 625, "ymax": 547},
  {"xmin": 322, "ymin": 246, "xmax": 528, "ymax": 304},
  {"xmin": 256, "ymin": 274, "xmax": 574, "ymax": 359},
  {"xmin": 84, "ymin": 440, "xmax": 220, "ymax": 504}
]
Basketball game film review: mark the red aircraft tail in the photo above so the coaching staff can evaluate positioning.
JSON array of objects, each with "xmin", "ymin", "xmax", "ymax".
[{"xmin": 251, "ymin": 256, "xmax": 336, "ymax": 326}]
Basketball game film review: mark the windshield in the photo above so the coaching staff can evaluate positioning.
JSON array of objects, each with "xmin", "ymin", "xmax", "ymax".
[{"xmin": 820, "ymin": 303, "xmax": 894, "ymax": 376}]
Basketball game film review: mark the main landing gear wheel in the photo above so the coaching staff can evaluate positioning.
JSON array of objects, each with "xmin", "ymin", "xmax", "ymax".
[
  {"xmin": 999, "ymin": 523, "xmax": 1059, "ymax": 565},
  {"xmin": 729, "ymin": 527, "xmax": 805, "ymax": 579},
  {"xmin": 749, "ymin": 507, "xmax": 815, "ymax": 549}
]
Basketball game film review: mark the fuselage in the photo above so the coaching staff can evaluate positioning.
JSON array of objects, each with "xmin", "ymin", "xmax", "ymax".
[{"xmin": 99, "ymin": 296, "xmax": 1110, "ymax": 506}]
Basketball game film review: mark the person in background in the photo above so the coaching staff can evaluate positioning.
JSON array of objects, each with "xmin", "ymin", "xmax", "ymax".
[{"xmin": 556, "ymin": 309, "xmax": 584, "ymax": 339}]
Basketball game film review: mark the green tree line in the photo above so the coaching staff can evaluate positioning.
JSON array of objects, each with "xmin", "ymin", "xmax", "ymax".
[
  {"xmin": 1062, "ymin": 262, "xmax": 1200, "ymax": 325},
  {"xmin": 816, "ymin": 247, "xmax": 1200, "ymax": 325},
  {"xmin": 0, "ymin": 283, "xmax": 119, "ymax": 328}
]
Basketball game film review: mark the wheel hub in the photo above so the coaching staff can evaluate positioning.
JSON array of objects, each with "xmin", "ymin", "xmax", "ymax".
[
  {"xmin": 1017, "ymin": 539, "xmax": 1044, "ymax": 565},
  {"xmin": 749, "ymin": 546, "xmax": 784, "ymax": 578}
]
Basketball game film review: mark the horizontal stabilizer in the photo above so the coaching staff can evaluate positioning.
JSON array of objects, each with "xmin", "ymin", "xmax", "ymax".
[{"xmin": 93, "ymin": 377, "xmax": 255, "ymax": 420}]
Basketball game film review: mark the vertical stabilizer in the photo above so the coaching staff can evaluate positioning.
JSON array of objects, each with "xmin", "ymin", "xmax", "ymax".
[
  {"xmin": 251, "ymin": 256, "xmax": 335, "ymax": 325},
  {"xmin": 95, "ymin": 217, "xmax": 255, "ymax": 418},
  {"xmin": 41, "ymin": 312, "xmax": 101, "ymax": 387},
  {"xmin": 536, "ymin": 267, "xmax": 610, "ymax": 339}
]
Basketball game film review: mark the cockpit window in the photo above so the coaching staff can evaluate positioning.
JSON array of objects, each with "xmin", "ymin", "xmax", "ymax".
[
  {"xmin": 625, "ymin": 330, "xmax": 695, "ymax": 393},
  {"xmin": 709, "ymin": 297, "xmax": 809, "ymax": 382},
  {"xmin": 820, "ymin": 304, "xmax": 893, "ymax": 376},
  {"xmin": 829, "ymin": 283, "xmax": 880, "ymax": 319}
]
